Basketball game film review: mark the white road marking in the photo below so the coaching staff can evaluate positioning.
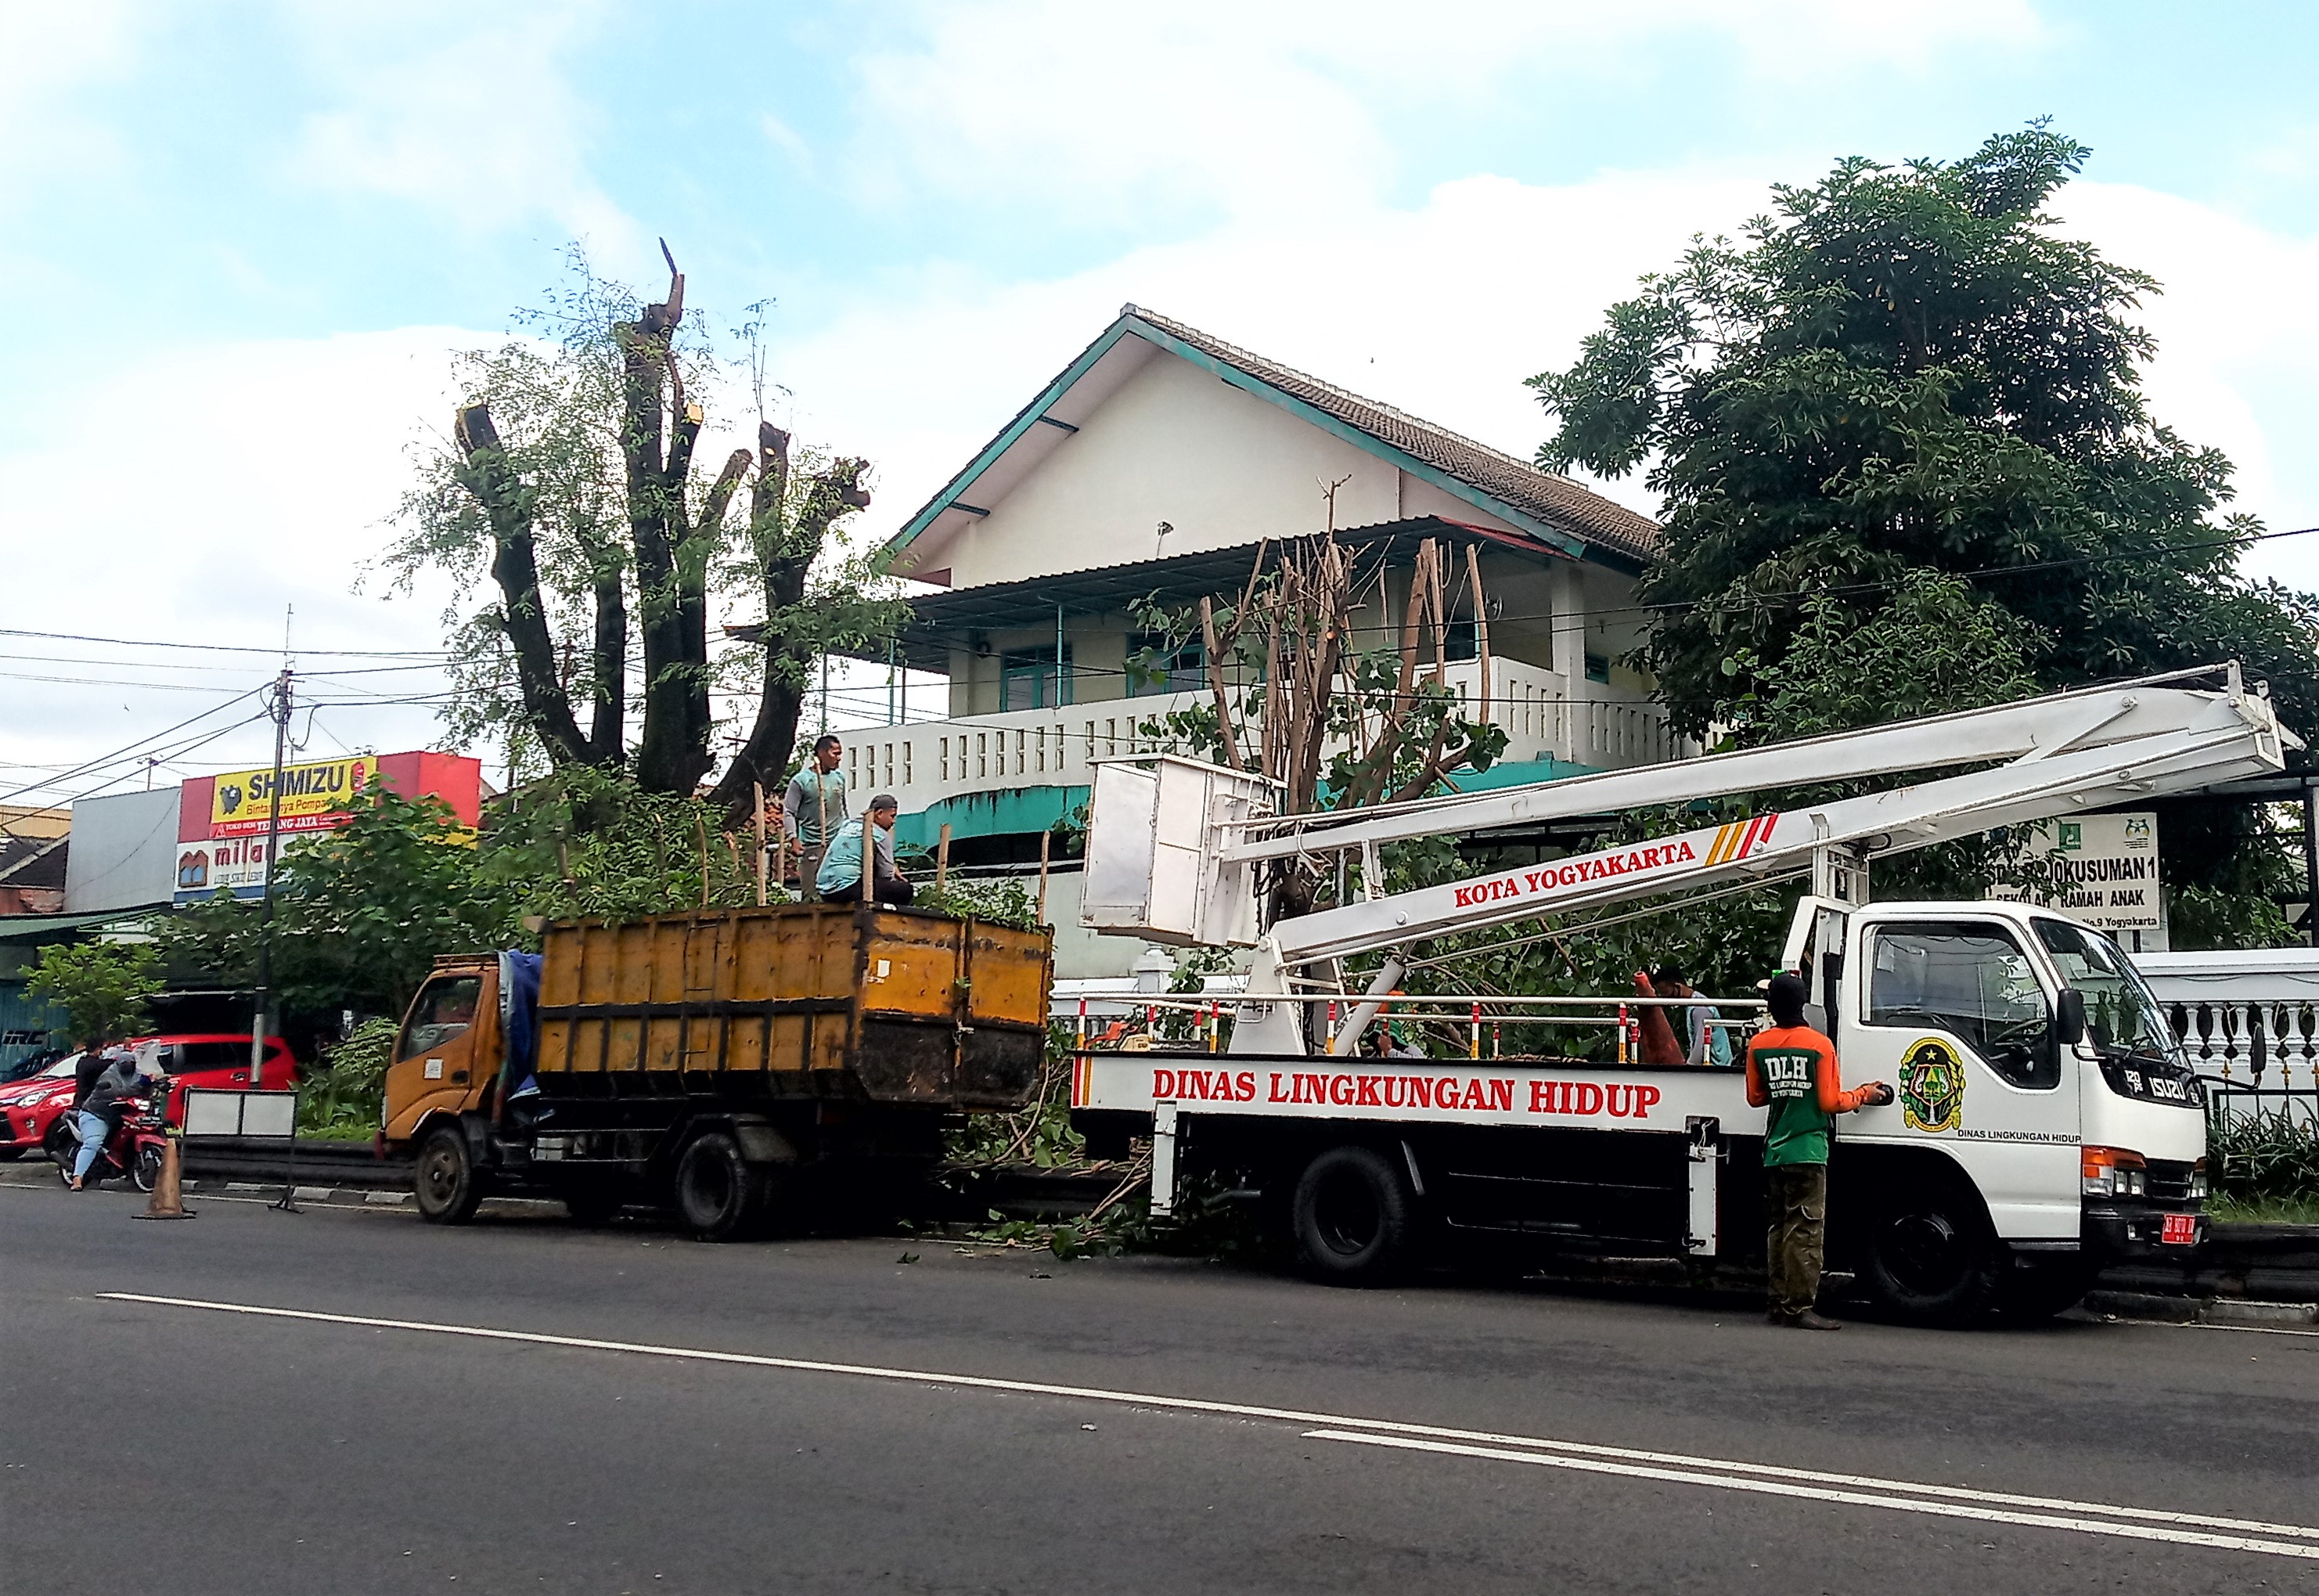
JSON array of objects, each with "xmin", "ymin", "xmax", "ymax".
[
  {"xmin": 96, "ymin": 1290, "xmax": 2319, "ymax": 1558},
  {"xmin": 1298, "ymin": 1431, "xmax": 2319, "ymax": 1561}
]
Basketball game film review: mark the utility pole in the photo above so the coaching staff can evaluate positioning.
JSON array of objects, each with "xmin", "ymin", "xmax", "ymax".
[{"xmin": 250, "ymin": 662, "xmax": 293, "ymax": 1088}]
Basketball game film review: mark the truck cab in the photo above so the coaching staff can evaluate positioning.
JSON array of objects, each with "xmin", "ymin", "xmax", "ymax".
[{"xmin": 1808, "ymin": 900, "xmax": 2204, "ymax": 1316}]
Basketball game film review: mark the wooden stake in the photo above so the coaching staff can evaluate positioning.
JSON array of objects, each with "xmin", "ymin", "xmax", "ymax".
[
  {"xmin": 1035, "ymin": 827, "xmax": 1051, "ymax": 924},
  {"xmin": 1464, "ymin": 542, "xmax": 1491, "ymax": 726},
  {"xmin": 753, "ymin": 780, "xmax": 768, "ymax": 906},
  {"xmin": 936, "ymin": 823, "xmax": 951, "ymax": 891}
]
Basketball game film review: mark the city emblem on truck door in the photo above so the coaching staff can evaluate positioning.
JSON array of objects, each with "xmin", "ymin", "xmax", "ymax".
[{"xmin": 1899, "ymin": 1038, "xmax": 1964, "ymax": 1133}]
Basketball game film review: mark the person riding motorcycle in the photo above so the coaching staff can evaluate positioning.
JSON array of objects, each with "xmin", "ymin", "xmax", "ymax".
[{"xmin": 70, "ymin": 1048, "xmax": 146, "ymax": 1191}]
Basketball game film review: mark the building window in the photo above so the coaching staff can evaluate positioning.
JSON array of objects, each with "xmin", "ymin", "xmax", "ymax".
[
  {"xmin": 1128, "ymin": 632, "xmax": 1205, "ymax": 696},
  {"xmin": 1583, "ymin": 651, "xmax": 1611, "ymax": 685},
  {"xmin": 903, "ymin": 742, "xmax": 913, "ymax": 785},
  {"xmin": 1445, "ymin": 619, "xmax": 1480, "ymax": 664},
  {"xmin": 1001, "ymin": 645, "xmax": 1071, "ymax": 711},
  {"xmin": 976, "ymin": 733, "xmax": 987, "ymax": 777}
]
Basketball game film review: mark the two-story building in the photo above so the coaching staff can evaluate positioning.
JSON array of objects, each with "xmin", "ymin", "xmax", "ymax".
[{"xmin": 841, "ymin": 306, "xmax": 1683, "ymax": 976}]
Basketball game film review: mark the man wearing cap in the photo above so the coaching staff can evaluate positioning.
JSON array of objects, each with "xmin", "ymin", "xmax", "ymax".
[
  {"xmin": 817, "ymin": 794, "xmax": 914, "ymax": 906},
  {"xmin": 1745, "ymin": 971, "xmax": 1894, "ymax": 1329}
]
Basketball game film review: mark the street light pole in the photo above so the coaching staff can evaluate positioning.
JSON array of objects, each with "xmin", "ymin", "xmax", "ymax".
[{"xmin": 249, "ymin": 665, "xmax": 293, "ymax": 1086}]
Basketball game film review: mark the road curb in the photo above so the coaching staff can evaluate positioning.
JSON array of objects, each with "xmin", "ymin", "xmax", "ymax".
[{"xmin": 2084, "ymin": 1289, "xmax": 2319, "ymax": 1328}]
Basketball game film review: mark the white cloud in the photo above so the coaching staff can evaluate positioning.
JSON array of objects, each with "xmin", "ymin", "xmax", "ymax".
[
  {"xmin": 2058, "ymin": 182, "xmax": 2319, "ymax": 586},
  {"xmin": 769, "ymin": 164, "xmax": 2319, "ymax": 594},
  {"xmin": 0, "ymin": 1, "xmax": 131, "ymax": 213},
  {"xmin": 841, "ymin": 0, "xmax": 2044, "ymax": 223},
  {"xmin": 278, "ymin": 1, "xmax": 636, "ymax": 247},
  {"xmin": 0, "ymin": 327, "xmax": 492, "ymax": 790}
]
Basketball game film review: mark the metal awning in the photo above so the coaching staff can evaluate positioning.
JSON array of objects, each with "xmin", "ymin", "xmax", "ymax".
[{"xmin": 764, "ymin": 515, "xmax": 1565, "ymax": 673}]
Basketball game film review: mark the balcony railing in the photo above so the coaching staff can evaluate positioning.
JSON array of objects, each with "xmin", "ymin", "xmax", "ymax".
[{"xmin": 837, "ymin": 661, "xmax": 1693, "ymax": 820}]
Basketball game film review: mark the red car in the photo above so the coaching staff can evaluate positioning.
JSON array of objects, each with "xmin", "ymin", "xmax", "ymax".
[{"xmin": 0, "ymin": 1034, "xmax": 295, "ymax": 1163}]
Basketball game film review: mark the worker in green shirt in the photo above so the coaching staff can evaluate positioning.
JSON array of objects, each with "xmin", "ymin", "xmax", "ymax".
[
  {"xmin": 1744, "ymin": 972, "xmax": 1894, "ymax": 1330},
  {"xmin": 782, "ymin": 734, "xmax": 848, "ymax": 900}
]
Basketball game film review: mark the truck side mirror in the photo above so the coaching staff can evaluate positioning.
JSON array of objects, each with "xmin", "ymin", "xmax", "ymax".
[{"xmin": 2055, "ymin": 989, "xmax": 2087, "ymax": 1047}]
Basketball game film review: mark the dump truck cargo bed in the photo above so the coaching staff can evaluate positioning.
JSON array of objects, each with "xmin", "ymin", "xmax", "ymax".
[{"xmin": 532, "ymin": 902, "xmax": 1053, "ymax": 1110}]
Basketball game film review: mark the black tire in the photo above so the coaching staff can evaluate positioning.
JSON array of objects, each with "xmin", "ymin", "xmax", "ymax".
[
  {"xmin": 1997, "ymin": 1255, "xmax": 2095, "ymax": 1323},
  {"xmin": 413, "ymin": 1125, "xmax": 486, "ymax": 1225},
  {"xmin": 52, "ymin": 1122, "xmax": 93, "ymax": 1187},
  {"xmin": 1861, "ymin": 1184, "xmax": 2003, "ymax": 1325},
  {"xmin": 675, "ymin": 1131, "xmax": 769, "ymax": 1242},
  {"xmin": 1291, "ymin": 1144, "xmax": 1414, "ymax": 1284},
  {"xmin": 132, "ymin": 1142, "xmax": 164, "ymax": 1194}
]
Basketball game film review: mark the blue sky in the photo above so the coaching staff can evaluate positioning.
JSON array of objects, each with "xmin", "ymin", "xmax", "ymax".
[{"xmin": 5, "ymin": 1, "xmax": 2317, "ymax": 799}]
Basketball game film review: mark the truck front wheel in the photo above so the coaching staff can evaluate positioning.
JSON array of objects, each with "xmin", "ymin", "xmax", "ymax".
[
  {"xmin": 675, "ymin": 1131, "xmax": 770, "ymax": 1242},
  {"xmin": 1291, "ymin": 1144, "xmax": 1413, "ymax": 1285},
  {"xmin": 414, "ymin": 1125, "xmax": 486, "ymax": 1225},
  {"xmin": 1861, "ymin": 1187, "xmax": 2001, "ymax": 1325}
]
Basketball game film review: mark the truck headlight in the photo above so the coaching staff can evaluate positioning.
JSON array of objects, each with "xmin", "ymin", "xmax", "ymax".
[{"xmin": 2082, "ymin": 1144, "xmax": 2146, "ymax": 1198}]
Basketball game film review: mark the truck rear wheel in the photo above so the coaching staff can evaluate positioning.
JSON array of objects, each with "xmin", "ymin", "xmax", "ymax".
[
  {"xmin": 1291, "ymin": 1144, "xmax": 1413, "ymax": 1285},
  {"xmin": 414, "ymin": 1125, "xmax": 486, "ymax": 1225},
  {"xmin": 675, "ymin": 1131, "xmax": 770, "ymax": 1242},
  {"xmin": 1861, "ymin": 1187, "xmax": 2001, "ymax": 1324}
]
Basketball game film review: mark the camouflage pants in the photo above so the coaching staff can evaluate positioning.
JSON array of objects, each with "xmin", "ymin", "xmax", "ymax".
[{"xmin": 1765, "ymin": 1162, "xmax": 1828, "ymax": 1317}]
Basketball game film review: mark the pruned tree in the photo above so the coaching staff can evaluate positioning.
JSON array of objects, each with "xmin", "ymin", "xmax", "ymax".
[
  {"xmin": 1133, "ymin": 528, "xmax": 1507, "ymax": 923},
  {"xmin": 390, "ymin": 246, "xmax": 902, "ymax": 805}
]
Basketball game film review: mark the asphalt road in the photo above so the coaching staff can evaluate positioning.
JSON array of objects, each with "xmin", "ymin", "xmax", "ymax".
[{"xmin": 7, "ymin": 1180, "xmax": 2319, "ymax": 1595}]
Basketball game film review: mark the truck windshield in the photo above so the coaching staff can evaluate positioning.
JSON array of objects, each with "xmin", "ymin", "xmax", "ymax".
[{"xmin": 2031, "ymin": 920, "xmax": 2182, "ymax": 1064}]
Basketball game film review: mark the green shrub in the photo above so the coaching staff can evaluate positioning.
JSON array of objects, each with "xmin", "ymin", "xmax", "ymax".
[
  {"xmin": 2209, "ymin": 1108, "xmax": 2319, "ymax": 1205},
  {"xmin": 297, "ymin": 1017, "xmax": 400, "ymax": 1136}
]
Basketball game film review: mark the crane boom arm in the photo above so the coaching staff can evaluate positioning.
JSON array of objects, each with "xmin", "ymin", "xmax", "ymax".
[
  {"xmin": 1223, "ymin": 666, "xmax": 2278, "ymax": 866},
  {"xmin": 1264, "ymin": 718, "xmax": 2283, "ymax": 965}
]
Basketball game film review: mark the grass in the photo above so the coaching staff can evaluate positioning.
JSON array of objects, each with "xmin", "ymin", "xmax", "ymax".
[{"xmin": 2206, "ymin": 1192, "xmax": 2319, "ymax": 1227}]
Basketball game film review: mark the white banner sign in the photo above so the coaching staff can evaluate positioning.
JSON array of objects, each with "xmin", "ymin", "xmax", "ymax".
[{"xmin": 1991, "ymin": 812, "xmax": 2162, "ymax": 933}]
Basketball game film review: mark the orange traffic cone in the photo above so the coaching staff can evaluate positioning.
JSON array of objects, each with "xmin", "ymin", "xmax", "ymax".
[{"xmin": 135, "ymin": 1134, "xmax": 195, "ymax": 1221}]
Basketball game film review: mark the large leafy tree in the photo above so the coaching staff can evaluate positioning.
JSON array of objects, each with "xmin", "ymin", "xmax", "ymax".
[
  {"xmin": 1531, "ymin": 124, "xmax": 2319, "ymax": 744},
  {"xmin": 1529, "ymin": 125, "xmax": 2319, "ymax": 946}
]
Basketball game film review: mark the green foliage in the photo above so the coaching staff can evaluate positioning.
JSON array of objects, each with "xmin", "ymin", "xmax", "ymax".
[
  {"xmin": 1534, "ymin": 123, "xmax": 2319, "ymax": 741},
  {"xmin": 1532, "ymin": 123, "xmax": 2319, "ymax": 948},
  {"xmin": 164, "ymin": 787, "xmax": 519, "ymax": 1021},
  {"xmin": 908, "ymin": 874, "xmax": 1042, "ymax": 933},
  {"xmin": 27, "ymin": 940, "xmax": 161, "ymax": 1048},
  {"xmin": 297, "ymin": 1018, "xmax": 399, "ymax": 1136},
  {"xmin": 2209, "ymin": 1109, "xmax": 2319, "ymax": 1206}
]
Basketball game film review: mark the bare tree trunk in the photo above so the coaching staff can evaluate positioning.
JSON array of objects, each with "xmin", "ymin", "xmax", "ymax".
[
  {"xmin": 707, "ymin": 436, "xmax": 871, "ymax": 815},
  {"xmin": 452, "ymin": 402, "xmax": 592, "ymax": 770}
]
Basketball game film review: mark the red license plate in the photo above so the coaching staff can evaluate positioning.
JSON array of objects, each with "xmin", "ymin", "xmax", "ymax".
[{"xmin": 2160, "ymin": 1213, "xmax": 2198, "ymax": 1247}]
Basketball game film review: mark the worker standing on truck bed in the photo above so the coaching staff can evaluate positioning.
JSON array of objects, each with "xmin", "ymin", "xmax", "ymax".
[
  {"xmin": 1745, "ymin": 972, "xmax": 1895, "ymax": 1330},
  {"xmin": 819, "ymin": 794, "xmax": 915, "ymax": 906},
  {"xmin": 783, "ymin": 735, "xmax": 848, "ymax": 899}
]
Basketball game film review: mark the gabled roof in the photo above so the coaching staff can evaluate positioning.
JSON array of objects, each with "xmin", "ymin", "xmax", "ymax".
[{"xmin": 887, "ymin": 306, "xmax": 1662, "ymax": 575}]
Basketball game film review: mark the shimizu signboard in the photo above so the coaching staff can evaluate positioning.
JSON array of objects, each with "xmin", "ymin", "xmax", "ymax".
[
  {"xmin": 209, "ymin": 757, "xmax": 380, "ymax": 838},
  {"xmin": 1990, "ymin": 812, "xmax": 2163, "ymax": 936}
]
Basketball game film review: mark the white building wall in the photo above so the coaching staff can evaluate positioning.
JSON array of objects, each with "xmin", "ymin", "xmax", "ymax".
[{"xmin": 934, "ymin": 354, "xmax": 1403, "ymax": 591}]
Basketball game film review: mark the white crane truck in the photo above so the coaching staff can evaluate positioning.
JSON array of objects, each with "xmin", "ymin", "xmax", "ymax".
[{"xmin": 1068, "ymin": 667, "xmax": 2295, "ymax": 1323}]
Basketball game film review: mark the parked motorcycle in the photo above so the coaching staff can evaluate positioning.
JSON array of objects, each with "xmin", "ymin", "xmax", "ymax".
[{"xmin": 51, "ymin": 1082, "xmax": 169, "ymax": 1192}]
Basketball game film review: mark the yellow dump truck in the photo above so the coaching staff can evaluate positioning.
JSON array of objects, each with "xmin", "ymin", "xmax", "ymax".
[{"xmin": 380, "ymin": 903, "xmax": 1053, "ymax": 1238}]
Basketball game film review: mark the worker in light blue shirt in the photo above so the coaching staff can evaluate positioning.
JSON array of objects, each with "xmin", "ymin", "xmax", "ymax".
[
  {"xmin": 1652, "ymin": 964, "xmax": 1734, "ymax": 1068},
  {"xmin": 818, "ymin": 794, "xmax": 914, "ymax": 906}
]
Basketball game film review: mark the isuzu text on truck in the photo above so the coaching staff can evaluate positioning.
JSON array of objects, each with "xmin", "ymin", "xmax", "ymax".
[{"xmin": 1068, "ymin": 668, "xmax": 2287, "ymax": 1323}]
